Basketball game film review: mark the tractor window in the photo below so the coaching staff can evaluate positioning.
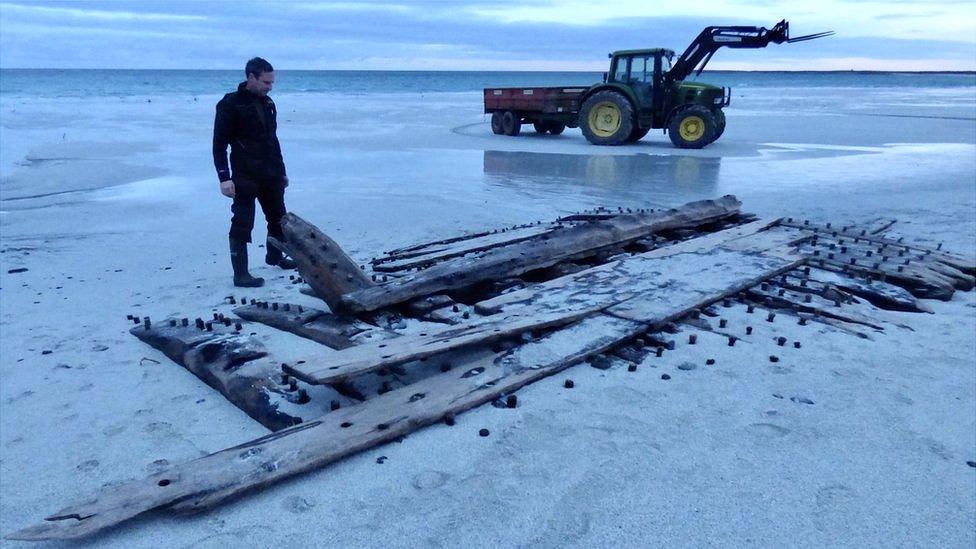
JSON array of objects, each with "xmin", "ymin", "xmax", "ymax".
[
  {"xmin": 612, "ymin": 58, "xmax": 628, "ymax": 83},
  {"xmin": 630, "ymin": 56, "xmax": 652, "ymax": 83}
]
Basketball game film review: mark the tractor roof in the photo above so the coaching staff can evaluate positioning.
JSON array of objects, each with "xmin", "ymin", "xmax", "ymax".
[{"xmin": 611, "ymin": 48, "xmax": 675, "ymax": 57}]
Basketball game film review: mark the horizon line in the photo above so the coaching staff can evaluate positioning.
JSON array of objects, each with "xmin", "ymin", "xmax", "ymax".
[{"xmin": 1, "ymin": 67, "xmax": 974, "ymax": 74}]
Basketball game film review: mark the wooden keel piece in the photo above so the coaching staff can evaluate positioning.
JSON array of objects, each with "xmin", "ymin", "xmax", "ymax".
[
  {"xmin": 129, "ymin": 322, "xmax": 302, "ymax": 431},
  {"xmin": 277, "ymin": 213, "xmax": 375, "ymax": 312},
  {"xmin": 341, "ymin": 195, "xmax": 743, "ymax": 313},
  {"xmin": 233, "ymin": 303, "xmax": 394, "ymax": 350}
]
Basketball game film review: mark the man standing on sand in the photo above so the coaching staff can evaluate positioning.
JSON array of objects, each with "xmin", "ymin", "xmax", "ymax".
[{"xmin": 213, "ymin": 57, "xmax": 296, "ymax": 288}]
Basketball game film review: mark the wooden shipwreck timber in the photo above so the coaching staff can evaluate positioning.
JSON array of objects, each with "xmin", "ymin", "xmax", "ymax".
[{"xmin": 8, "ymin": 195, "xmax": 975, "ymax": 541}]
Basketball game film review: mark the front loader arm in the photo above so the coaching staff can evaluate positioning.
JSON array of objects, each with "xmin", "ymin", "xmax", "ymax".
[{"xmin": 668, "ymin": 20, "xmax": 833, "ymax": 82}]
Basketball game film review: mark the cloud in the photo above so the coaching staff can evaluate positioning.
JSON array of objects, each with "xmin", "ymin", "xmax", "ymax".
[{"xmin": 0, "ymin": 0, "xmax": 973, "ymax": 70}]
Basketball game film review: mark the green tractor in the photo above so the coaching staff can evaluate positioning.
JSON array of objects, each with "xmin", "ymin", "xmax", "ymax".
[{"xmin": 579, "ymin": 20, "xmax": 832, "ymax": 148}]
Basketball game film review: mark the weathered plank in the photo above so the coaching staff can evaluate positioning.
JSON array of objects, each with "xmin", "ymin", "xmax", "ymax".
[
  {"xmin": 372, "ymin": 224, "xmax": 555, "ymax": 272},
  {"xmin": 233, "ymin": 303, "xmax": 393, "ymax": 350},
  {"xmin": 276, "ymin": 213, "xmax": 375, "ymax": 312},
  {"xmin": 475, "ymin": 221, "xmax": 795, "ymax": 315},
  {"xmin": 129, "ymin": 321, "xmax": 302, "ymax": 431},
  {"xmin": 340, "ymin": 195, "xmax": 743, "ymax": 313},
  {"xmin": 283, "ymin": 306, "xmax": 604, "ymax": 385}
]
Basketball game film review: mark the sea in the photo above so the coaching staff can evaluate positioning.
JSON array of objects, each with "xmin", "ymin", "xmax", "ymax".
[{"xmin": 1, "ymin": 69, "xmax": 974, "ymax": 99}]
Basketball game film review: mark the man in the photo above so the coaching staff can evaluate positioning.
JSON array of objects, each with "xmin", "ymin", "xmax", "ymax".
[{"xmin": 213, "ymin": 57, "xmax": 296, "ymax": 288}]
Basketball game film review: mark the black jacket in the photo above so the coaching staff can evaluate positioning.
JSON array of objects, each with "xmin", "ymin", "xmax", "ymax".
[{"xmin": 213, "ymin": 82, "xmax": 286, "ymax": 182}]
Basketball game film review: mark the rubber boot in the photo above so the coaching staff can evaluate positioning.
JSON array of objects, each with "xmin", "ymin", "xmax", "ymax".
[
  {"xmin": 265, "ymin": 239, "xmax": 297, "ymax": 270},
  {"xmin": 230, "ymin": 238, "xmax": 265, "ymax": 287}
]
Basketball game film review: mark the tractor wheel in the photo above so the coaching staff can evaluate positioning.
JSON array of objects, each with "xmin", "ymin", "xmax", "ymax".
[
  {"xmin": 491, "ymin": 112, "xmax": 504, "ymax": 135},
  {"xmin": 545, "ymin": 121, "xmax": 566, "ymax": 135},
  {"xmin": 502, "ymin": 110, "xmax": 521, "ymax": 136},
  {"xmin": 668, "ymin": 106, "xmax": 716, "ymax": 149},
  {"xmin": 710, "ymin": 109, "xmax": 726, "ymax": 143},
  {"xmin": 626, "ymin": 126, "xmax": 650, "ymax": 143},
  {"xmin": 533, "ymin": 121, "xmax": 548, "ymax": 134},
  {"xmin": 580, "ymin": 90, "xmax": 635, "ymax": 146}
]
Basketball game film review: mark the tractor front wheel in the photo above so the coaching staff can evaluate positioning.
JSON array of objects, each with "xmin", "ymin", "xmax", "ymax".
[
  {"xmin": 710, "ymin": 109, "xmax": 726, "ymax": 143},
  {"xmin": 491, "ymin": 112, "xmax": 504, "ymax": 135},
  {"xmin": 668, "ymin": 106, "xmax": 716, "ymax": 149},
  {"xmin": 502, "ymin": 110, "xmax": 521, "ymax": 136},
  {"xmin": 580, "ymin": 91, "xmax": 635, "ymax": 146}
]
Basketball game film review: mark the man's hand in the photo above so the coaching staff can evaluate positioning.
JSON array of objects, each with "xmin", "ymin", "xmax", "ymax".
[
  {"xmin": 283, "ymin": 175, "xmax": 289, "ymax": 189},
  {"xmin": 220, "ymin": 179, "xmax": 235, "ymax": 198}
]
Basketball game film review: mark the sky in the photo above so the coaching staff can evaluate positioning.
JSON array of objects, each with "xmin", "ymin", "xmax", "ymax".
[{"xmin": 1, "ymin": 0, "xmax": 974, "ymax": 71}]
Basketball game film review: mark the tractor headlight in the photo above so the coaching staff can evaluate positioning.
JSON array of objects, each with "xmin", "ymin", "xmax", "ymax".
[{"xmin": 713, "ymin": 97, "xmax": 723, "ymax": 104}]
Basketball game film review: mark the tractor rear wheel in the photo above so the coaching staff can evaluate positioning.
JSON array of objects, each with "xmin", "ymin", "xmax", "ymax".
[
  {"xmin": 491, "ymin": 112, "xmax": 504, "ymax": 134},
  {"xmin": 545, "ymin": 121, "xmax": 566, "ymax": 135},
  {"xmin": 668, "ymin": 106, "xmax": 716, "ymax": 149},
  {"xmin": 580, "ymin": 91, "xmax": 634, "ymax": 146},
  {"xmin": 533, "ymin": 121, "xmax": 548, "ymax": 134},
  {"xmin": 502, "ymin": 110, "xmax": 521, "ymax": 136}
]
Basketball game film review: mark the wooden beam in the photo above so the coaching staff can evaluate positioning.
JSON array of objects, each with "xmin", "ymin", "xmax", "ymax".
[
  {"xmin": 339, "ymin": 196, "xmax": 743, "ymax": 313},
  {"xmin": 129, "ymin": 321, "xmax": 302, "ymax": 431},
  {"xmin": 275, "ymin": 213, "xmax": 375, "ymax": 312}
]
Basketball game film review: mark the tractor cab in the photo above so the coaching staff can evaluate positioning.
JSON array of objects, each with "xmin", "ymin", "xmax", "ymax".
[{"xmin": 606, "ymin": 49, "xmax": 674, "ymax": 125}]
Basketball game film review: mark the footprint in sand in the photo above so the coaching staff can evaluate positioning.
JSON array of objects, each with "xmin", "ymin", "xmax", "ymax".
[
  {"xmin": 282, "ymin": 495, "xmax": 316, "ymax": 514},
  {"xmin": 76, "ymin": 459, "xmax": 99, "ymax": 472},
  {"xmin": 412, "ymin": 470, "xmax": 449, "ymax": 490},
  {"xmin": 146, "ymin": 459, "xmax": 169, "ymax": 474},
  {"xmin": 749, "ymin": 423, "xmax": 791, "ymax": 437}
]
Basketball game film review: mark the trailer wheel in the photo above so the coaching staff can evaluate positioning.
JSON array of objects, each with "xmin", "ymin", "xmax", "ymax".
[
  {"xmin": 668, "ymin": 106, "xmax": 716, "ymax": 149},
  {"xmin": 580, "ymin": 91, "xmax": 634, "ymax": 146},
  {"xmin": 502, "ymin": 110, "xmax": 521, "ymax": 136},
  {"xmin": 545, "ymin": 122, "xmax": 566, "ymax": 135},
  {"xmin": 533, "ymin": 121, "xmax": 549, "ymax": 134},
  {"xmin": 491, "ymin": 112, "xmax": 504, "ymax": 135}
]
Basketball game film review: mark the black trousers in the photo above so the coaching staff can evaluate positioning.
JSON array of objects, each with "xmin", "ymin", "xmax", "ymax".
[{"xmin": 229, "ymin": 176, "xmax": 287, "ymax": 253}]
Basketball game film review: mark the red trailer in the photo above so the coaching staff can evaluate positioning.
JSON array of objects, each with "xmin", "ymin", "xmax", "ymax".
[{"xmin": 483, "ymin": 86, "xmax": 588, "ymax": 136}]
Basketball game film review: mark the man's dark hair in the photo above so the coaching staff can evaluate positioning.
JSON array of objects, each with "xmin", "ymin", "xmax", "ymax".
[{"xmin": 245, "ymin": 57, "xmax": 274, "ymax": 79}]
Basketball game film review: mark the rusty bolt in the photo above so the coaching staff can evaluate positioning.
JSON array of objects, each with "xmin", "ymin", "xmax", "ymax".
[
  {"xmin": 719, "ymin": 319, "xmax": 728, "ymax": 328},
  {"xmin": 769, "ymin": 355, "xmax": 779, "ymax": 363},
  {"xmin": 794, "ymin": 341, "xmax": 802, "ymax": 349},
  {"xmin": 777, "ymin": 336, "xmax": 786, "ymax": 346},
  {"xmin": 747, "ymin": 305, "xmax": 755, "ymax": 313},
  {"xmin": 689, "ymin": 334, "xmax": 697, "ymax": 345},
  {"xmin": 728, "ymin": 336, "xmax": 736, "ymax": 346},
  {"xmin": 767, "ymin": 312, "xmax": 776, "ymax": 323},
  {"xmin": 297, "ymin": 389, "xmax": 310, "ymax": 404},
  {"xmin": 804, "ymin": 294, "xmax": 812, "ymax": 303},
  {"xmin": 656, "ymin": 347, "xmax": 664, "ymax": 357},
  {"xmin": 746, "ymin": 326, "xmax": 753, "ymax": 335},
  {"xmin": 564, "ymin": 379, "xmax": 575, "ymax": 389}
]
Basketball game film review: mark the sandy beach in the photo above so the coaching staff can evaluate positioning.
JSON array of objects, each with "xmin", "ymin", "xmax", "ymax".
[{"xmin": 1, "ymin": 79, "xmax": 974, "ymax": 547}]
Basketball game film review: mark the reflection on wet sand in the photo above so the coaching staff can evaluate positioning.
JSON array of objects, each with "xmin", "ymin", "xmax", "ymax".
[{"xmin": 483, "ymin": 150, "xmax": 720, "ymax": 203}]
